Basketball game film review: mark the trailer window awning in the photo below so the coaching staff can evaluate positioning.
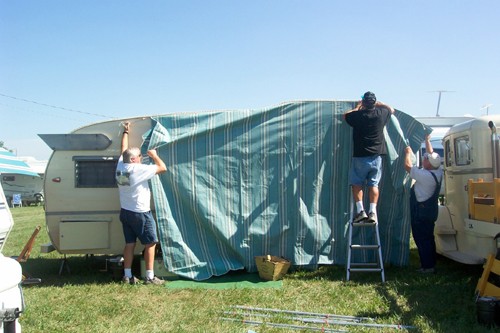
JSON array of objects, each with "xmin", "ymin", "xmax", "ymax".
[
  {"xmin": 0, "ymin": 148, "xmax": 39, "ymax": 177},
  {"xmin": 146, "ymin": 101, "xmax": 430, "ymax": 280}
]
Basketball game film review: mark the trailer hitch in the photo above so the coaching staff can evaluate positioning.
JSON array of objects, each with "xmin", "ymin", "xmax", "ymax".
[{"xmin": 1, "ymin": 307, "xmax": 22, "ymax": 333}]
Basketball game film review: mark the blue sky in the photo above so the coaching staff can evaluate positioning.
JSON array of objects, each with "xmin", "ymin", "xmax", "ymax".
[{"xmin": 1, "ymin": 1, "xmax": 499, "ymax": 160}]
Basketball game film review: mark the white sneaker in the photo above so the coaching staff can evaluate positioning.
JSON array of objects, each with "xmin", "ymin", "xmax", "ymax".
[
  {"xmin": 367, "ymin": 212, "xmax": 377, "ymax": 223},
  {"xmin": 353, "ymin": 210, "xmax": 368, "ymax": 223}
]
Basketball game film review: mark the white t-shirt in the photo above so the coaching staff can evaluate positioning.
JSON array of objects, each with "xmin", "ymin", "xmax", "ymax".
[
  {"xmin": 409, "ymin": 167, "xmax": 443, "ymax": 202},
  {"xmin": 116, "ymin": 156, "xmax": 158, "ymax": 213}
]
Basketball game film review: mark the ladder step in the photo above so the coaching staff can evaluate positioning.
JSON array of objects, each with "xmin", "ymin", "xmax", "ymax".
[
  {"xmin": 349, "ymin": 268, "xmax": 384, "ymax": 272},
  {"xmin": 352, "ymin": 222, "xmax": 377, "ymax": 227},
  {"xmin": 351, "ymin": 245, "xmax": 380, "ymax": 249},
  {"xmin": 350, "ymin": 263, "xmax": 380, "ymax": 267}
]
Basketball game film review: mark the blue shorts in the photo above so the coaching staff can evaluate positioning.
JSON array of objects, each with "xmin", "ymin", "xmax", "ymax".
[
  {"xmin": 119, "ymin": 209, "xmax": 159, "ymax": 245},
  {"xmin": 349, "ymin": 155, "xmax": 383, "ymax": 187}
]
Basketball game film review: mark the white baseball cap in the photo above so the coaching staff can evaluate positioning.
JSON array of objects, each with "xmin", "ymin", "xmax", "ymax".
[{"xmin": 424, "ymin": 152, "xmax": 441, "ymax": 169}]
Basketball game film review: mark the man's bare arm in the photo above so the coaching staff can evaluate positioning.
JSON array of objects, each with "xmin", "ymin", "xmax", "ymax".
[
  {"xmin": 147, "ymin": 149, "xmax": 167, "ymax": 174},
  {"xmin": 425, "ymin": 134, "xmax": 434, "ymax": 154},
  {"xmin": 121, "ymin": 122, "xmax": 130, "ymax": 153},
  {"xmin": 404, "ymin": 146, "xmax": 413, "ymax": 173},
  {"xmin": 375, "ymin": 101, "xmax": 395, "ymax": 114}
]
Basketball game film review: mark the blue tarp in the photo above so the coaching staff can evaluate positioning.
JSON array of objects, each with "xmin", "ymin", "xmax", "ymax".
[{"xmin": 145, "ymin": 101, "xmax": 430, "ymax": 280}]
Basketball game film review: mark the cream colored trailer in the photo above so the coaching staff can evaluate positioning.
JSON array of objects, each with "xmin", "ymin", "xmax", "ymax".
[
  {"xmin": 40, "ymin": 117, "xmax": 153, "ymax": 255},
  {"xmin": 435, "ymin": 115, "xmax": 500, "ymax": 264}
]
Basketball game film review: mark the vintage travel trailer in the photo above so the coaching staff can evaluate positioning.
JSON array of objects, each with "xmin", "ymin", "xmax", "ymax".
[
  {"xmin": 0, "ymin": 148, "xmax": 44, "ymax": 206},
  {"xmin": 39, "ymin": 117, "xmax": 153, "ymax": 255},
  {"xmin": 433, "ymin": 115, "xmax": 500, "ymax": 264},
  {"xmin": 1, "ymin": 173, "xmax": 44, "ymax": 206}
]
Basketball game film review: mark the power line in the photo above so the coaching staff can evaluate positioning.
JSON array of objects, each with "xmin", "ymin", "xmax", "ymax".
[
  {"xmin": 0, "ymin": 92, "xmax": 113, "ymax": 119},
  {"xmin": 0, "ymin": 102, "xmax": 81, "ymax": 122}
]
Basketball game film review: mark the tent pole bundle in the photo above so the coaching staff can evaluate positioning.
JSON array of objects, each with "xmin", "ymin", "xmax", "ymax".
[{"xmin": 222, "ymin": 305, "xmax": 415, "ymax": 331}]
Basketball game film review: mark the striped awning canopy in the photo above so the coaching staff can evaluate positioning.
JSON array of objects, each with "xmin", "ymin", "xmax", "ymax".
[
  {"xmin": 0, "ymin": 148, "xmax": 39, "ymax": 177},
  {"xmin": 145, "ymin": 101, "xmax": 430, "ymax": 280}
]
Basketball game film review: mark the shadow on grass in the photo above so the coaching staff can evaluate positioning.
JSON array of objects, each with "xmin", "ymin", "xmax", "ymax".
[
  {"xmin": 285, "ymin": 250, "xmax": 492, "ymax": 332},
  {"xmin": 374, "ymin": 255, "xmax": 487, "ymax": 332},
  {"xmin": 19, "ymin": 255, "xmax": 129, "ymax": 287}
]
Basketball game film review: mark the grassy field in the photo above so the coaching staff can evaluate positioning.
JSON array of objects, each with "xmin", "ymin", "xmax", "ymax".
[{"xmin": 2, "ymin": 206, "xmax": 496, "ymax": 333}]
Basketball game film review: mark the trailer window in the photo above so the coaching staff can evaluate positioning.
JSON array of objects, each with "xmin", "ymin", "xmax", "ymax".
[
  {"xmin": 454, "ymin": 136, "xmax": 470, "ymax": 166},
  {"xmin": 74, "ymin": 156, "xmax": 118, "ymax": 188},
  {"xmin": 444, "ymin": 140, "xmax": 452, "ymax": 167}
]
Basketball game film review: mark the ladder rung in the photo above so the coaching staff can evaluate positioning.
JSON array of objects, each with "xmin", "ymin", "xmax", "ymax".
[
  {"xmin": 350, "ymin": 263, "xmax": 380, "ymax": 267},
  {"xmin": 351, "ymin": 245, "xmax": 380, "ymax": 249},
  {"xmin": 352, "ymin": 222, "xmax": 377, "ymax": 227},
  {"xmin": 349, "ymin": 268, "xmax": 384, "ymax": 272}
]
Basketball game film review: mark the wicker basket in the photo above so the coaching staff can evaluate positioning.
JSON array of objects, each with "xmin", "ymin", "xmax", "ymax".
[{"xmin": 255, "ymin": 255, "xmax": 291, "ymax": 281}]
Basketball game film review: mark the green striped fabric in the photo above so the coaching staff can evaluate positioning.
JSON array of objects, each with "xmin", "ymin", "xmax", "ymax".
[{"xmin": 146, "ymin": 101, "xmax": 430, "ymax": 280}]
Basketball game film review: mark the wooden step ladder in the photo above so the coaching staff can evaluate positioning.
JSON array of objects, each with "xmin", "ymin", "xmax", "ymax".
[{"xmin": 346, "ymin": 204, "xmax": 385, "ymax": 283}]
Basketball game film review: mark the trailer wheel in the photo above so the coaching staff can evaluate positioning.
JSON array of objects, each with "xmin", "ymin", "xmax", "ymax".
[{"xmin": 34, "ymin": 193, "xmax": 43, "ymax": 206}]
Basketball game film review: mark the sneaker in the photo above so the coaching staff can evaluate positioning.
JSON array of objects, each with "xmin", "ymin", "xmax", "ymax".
[
  {"xmin": 416, "ymin": 267, "xmax": 436, "ymax": 274},
  {"xmin": 122, "ymin": 276, "xmax": 140, "ymax": 285},
  {"xmin": 367, "ymin": 212, "xmax": 378, "ymax": 224},
  {"xmin": 353, "ymin": 210, "xmax": 368, "ymax": 223},
  {"xmin": 144, "ymin": 276, "xmax": 165, "ymax": 285}
]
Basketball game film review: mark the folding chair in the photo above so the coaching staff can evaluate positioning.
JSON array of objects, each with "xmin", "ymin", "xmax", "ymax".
[
  {"xmin": 12, "ymin": 226, "xmax": 42, "ymax": 284},
  {"xmin": 11, "ymin": 194, "xmax": 22, "ymax": 207},
  {"xmin": 14, "ymin": 226, "xmax": 41, "ymax": 263}
]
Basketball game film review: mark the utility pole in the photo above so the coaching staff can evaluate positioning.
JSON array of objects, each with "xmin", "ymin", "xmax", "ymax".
[
  {"xmin": 481, "ymin": 104, "xmax": 493, "ymax": 115},
  {"xmin": 430, "ymin": 90, "xmax": 454, "ymax": 117}
]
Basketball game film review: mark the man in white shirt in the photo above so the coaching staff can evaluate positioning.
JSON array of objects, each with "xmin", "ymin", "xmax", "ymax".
[
  {"xmin": 404, "ymin": 134, "xmax": 443, "ymax": 274},
  {"xmin": 116, "ymin": 122, "xmax": 167, "ymax": 284}
]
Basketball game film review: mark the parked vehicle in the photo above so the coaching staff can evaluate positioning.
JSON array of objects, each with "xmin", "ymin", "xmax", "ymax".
[
  {"xmin": 0, "ymin": 183, "xmax": 24, "ymax": 332},
  {"xmin": 1, "ymin": 173, "xmax": 44, "ymax": 206},
  {"xmin": 432, "ymin": 115, "xmax": 500, "ymax": 264}
]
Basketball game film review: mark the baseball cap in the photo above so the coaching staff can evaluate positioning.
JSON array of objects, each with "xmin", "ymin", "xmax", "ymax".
[
  {"xmin": 424, "ymin": 152, "xmax": 441, "ymax": 169},
  {"xmin": 362, "ymin": 91, "xmax": 376, "ymax": 102}
]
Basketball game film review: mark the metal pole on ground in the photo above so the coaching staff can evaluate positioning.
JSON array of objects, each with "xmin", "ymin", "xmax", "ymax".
[
  {"xmin": 221, "ymin": 317, "xmax": 347, "ymax": 332},
  {"xmin": 229, "ymin": 305, "xmax": 415, "ymax": 330}
]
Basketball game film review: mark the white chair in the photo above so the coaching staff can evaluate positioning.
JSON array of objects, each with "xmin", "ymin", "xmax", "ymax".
[{"xmin": 12, "ymin": 194, "xmax": 22, "ymax": 208}]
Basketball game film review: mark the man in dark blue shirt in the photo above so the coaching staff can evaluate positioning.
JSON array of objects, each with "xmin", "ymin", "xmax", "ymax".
[{"xmin": 344, "ymin": 92, "xmax": 394, "ymax": 223}]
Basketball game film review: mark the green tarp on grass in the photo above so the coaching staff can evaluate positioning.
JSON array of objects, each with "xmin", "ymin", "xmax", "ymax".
[
  {"xmin": 145, "ymin": 101, "xmax": 429, "ymax": 281},
  {"xmin": 165, "ymin": 272, "xmax": 282, "ymax": 289}
]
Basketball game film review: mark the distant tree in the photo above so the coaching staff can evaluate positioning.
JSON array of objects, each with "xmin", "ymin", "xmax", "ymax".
[{"xmin": 0, "ymin": 141, "xmax": 13, "ymax": 152}]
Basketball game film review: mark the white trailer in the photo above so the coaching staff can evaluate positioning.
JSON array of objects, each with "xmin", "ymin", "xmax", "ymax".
[
  {"xmin": 433, "ymin": 115, "xmax": 500, "ymax": 264},
  {"xmin": 1, "ymin": 173, "xmax": 44, "ymax": 206},
  {"xmin": 0, "ymin": 183, "xmax": 24, "ymax": 332}
]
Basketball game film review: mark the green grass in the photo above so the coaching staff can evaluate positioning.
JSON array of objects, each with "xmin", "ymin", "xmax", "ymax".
[{"xmin": 2, "ymin": 206, "xmax": 496, "ymax": 332}]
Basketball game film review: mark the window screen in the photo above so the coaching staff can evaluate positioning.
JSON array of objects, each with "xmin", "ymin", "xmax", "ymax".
[{"xmin": 74, "ymin": 156, "xmax": 118, "ymax": 188}]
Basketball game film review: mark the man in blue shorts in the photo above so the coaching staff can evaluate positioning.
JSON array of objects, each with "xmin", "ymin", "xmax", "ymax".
[
  {"xmin": 344, "ymin": 92, "xmax": 394, "ymax": 223},
  {"xmin": 116, "ymin": 121, "xmax": 167, "ymax": 284}
]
